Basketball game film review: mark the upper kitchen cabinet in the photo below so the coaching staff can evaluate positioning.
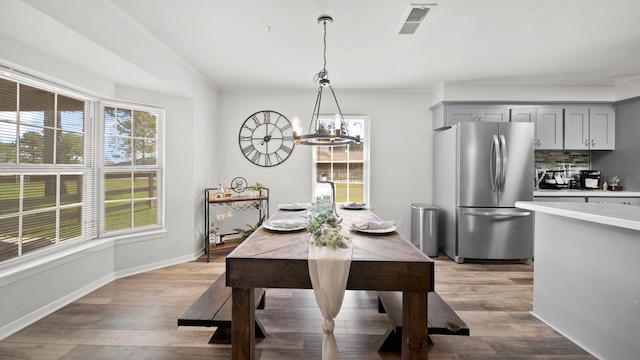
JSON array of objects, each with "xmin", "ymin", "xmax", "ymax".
[
  {"xmin": 511, "ymin": 106, "xmax": 563, "ymax": 150},
  {"xmin": 564, "ymin": 106, "xmax": 615, "ymax": 150},
  {"xmin": 431, "ymin": 104, "xmax": 510, "ymax": 130},
  {"xmin": 536, "ymin": 107, "xmax": 564, "ymax": 150},
  {"xmin": 479, "ymin": 106, "xmax": 511, "ymax": 122},
  {"xmin": 510, "ymin": 106, "xmax": 536, "ymax": 122}
]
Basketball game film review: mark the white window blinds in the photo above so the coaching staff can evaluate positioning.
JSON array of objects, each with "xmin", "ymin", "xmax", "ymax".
[
  {"xmin": 99, "ymin": 101, "xmax": 163, "ymax": 234},
  {"xmin": 0, "ymin": 73, "xmax": 97, "ymax": 261},
  {"xmin": 0, "ymin": 68, "xmax": 164, "ymax": 263}
]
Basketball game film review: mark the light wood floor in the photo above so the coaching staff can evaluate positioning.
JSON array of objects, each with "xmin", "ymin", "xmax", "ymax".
[{"xmin": 0, "ymin": 247, "xmax": 596, "ymax": 360}]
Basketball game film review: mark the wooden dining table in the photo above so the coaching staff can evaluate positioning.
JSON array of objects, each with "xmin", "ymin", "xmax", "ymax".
[{"xmin": 226, "ymin": 207, "xmax": 435, "ymax": 359}]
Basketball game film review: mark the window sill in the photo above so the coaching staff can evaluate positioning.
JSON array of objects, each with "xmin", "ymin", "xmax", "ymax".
[
  {"xmin": 0, "ymin": 228, "xmax": 167, "ymax": 286},
  {"xmin": 108, "ymin": 228, "xmax": 168, "ymax": 245}
]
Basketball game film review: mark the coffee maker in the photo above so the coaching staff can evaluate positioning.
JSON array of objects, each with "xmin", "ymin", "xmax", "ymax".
[{"xmin": 580, "ymin": 170, "xmax": 601, "ymax": 190}]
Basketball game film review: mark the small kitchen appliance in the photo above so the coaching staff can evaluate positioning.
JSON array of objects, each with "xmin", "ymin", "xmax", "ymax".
[
  {"xmin": 539, "ymin": 170, "xmax": 571, "ymax": 190},
  {"xmin": 580, "ymin": 170, "xmax": 601, "ymax": 189}
]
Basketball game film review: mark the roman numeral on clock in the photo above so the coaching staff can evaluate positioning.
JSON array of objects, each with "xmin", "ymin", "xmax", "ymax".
[{"xmin": 242, "ymin": 144, "xmax": 256, "ymax": 156}]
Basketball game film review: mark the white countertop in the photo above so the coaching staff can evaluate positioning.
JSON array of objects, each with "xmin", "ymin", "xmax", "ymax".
[
  {"xmin": 516, "ymin": 201, "xmax": 640, "ymax": 231},
  {"xmin": 534, "ymin": 189, "xmax": 640, "ymax": 197}
]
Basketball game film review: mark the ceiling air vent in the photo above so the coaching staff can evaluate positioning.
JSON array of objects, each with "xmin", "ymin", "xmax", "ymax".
[{"xmin": 398, "ymin": 4, "xmax": 436, "ymax": 35}]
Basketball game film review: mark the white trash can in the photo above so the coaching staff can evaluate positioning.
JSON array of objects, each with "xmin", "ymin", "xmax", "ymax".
[{"xmin": 411, "ymin": 203, "xmax": 438, "ymax": 257}]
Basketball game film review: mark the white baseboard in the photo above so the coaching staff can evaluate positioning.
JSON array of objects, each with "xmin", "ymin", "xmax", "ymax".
[
  {"xmin": 0, "ymin": 273, "xmax": 114, "ymax": 341},
  {"xmin": 114, "ymin": 252, "xmax": 201, "ymax": 279},
  {"xmin": 529, "ymin": 311, "xmax": 602, "ymax": 360}
]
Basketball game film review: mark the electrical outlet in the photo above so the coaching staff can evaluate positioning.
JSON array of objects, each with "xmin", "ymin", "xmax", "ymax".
[{"xmin": 396, "ymin": 220, "xmax": 403, "ymax": 228}]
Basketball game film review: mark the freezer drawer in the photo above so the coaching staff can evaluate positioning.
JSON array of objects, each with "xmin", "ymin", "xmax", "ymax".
[{"xmin": 456, "ymin": 207, "xmax": 533, "ymax": 262}]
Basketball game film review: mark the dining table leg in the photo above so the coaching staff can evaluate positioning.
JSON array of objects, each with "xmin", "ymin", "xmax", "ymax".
[
  {"xmin": 403, "ymin": 290, "xmax": 428, "ymax": 359},
  {"xmin": 232, "ymin": 287, "xmax": 255, "ymax": 359}
]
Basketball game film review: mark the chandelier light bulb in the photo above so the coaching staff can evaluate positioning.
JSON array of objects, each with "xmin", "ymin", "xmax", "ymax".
[
  {"xmin": 292, "ymin": 116, "xmax": 302, "ymax": 137},
  {"xmin": 334, "ymin": 114, "xmax": 341, "ymax": 135}
]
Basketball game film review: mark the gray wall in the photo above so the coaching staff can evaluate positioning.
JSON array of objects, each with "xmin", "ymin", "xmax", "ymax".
[
  {"xmin": 592, "ymin": 97, "xmax": 640, "ymax": 191},
  {"xmin": 217, "ymin": 90, "xmax": 434, "ymax": 241}
]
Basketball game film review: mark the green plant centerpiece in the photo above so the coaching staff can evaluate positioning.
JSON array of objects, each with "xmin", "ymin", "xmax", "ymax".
[{"xmin": 307, "ymin": 209, "xmax": 351, "ymax": 250}]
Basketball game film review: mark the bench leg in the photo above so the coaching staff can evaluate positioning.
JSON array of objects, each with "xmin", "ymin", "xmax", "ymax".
[
  {"xmin": 253, "ymin": 289, "xmax": 267, "ymax": 337},
  {"xmin": 254, "ymin": 318, "xmax": 267, "ymax": 338},
  {"xmin": 209, "ymin": 327, "xmax": 232, "ymax": 344},
  {"xmin": 378, "ymin": 327, "xmax": 402, "ymax": 352},
  {"xmin": 208, "ymin": 320, "xmax": 266, "ymax": 345},
  {"xmin": 378, "ymin": 327, "xmax": 435, "ymax": 353},
  {"xmin": 378, "ymin": 295, "xmax": 386, "ymax": 313},
  {"xmin": 256, "ymin": 289, "xmax": 266, "ymax": 310}
]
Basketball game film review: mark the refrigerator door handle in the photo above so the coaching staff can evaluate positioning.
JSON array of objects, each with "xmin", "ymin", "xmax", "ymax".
[
  {"xmin": 490, "ymin": 135, "xmax": 500, "ymax": 191},
  {"xmin": 462, "ymin": 210, "xmax": 531, "ymax": 217},
  {"xmin": 499, "ymin": 134, "xmax": 507, "ymax": 190}
]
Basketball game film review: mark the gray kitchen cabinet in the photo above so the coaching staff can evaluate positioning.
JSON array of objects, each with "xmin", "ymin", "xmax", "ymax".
[
  {"xmin": 535, "ymin": 107, "xmax": 564, "ymax": 150},
  {"xmin": 432, "ymin": 103, "xmax": 510, "ymax": 130},
  {"xmin": 533, "ymin": 196, "xmax": 586, "ymax": 202},
  {"xmin": 589, "ymin": 107, "xmax": 616, "ymax": 150},
  {"xmin": 564, "ymin": 106, "xmax": 615, "ymax": 150},
  {"xmin": 432, "ymin": 103, "xmax": 614, "ymax": 141},
  {"xmin": 446, "ymin": 105, "xmax": 479, "ymax": 125},
  {"xmin": 510, "ymin": 106, "xmax": 536, "ymax": 122},
  {"xmin": 479, "ymin": 106, "xmax": 510, "ymax": 122},
  {"xmin": 512, "ymin": 106, "xmax": 564, "ymax": 150},
  {"xmin": 444, "ymin": 105, "xmax": 511, "ymax": 127},
  {"xmin": 534, "ymin": 195, "xmax": 640, "ymax": 205},
  {"xmin": 586, "ymin": 197, "xmax": 639, "ymax": 206},
  {"xmin": 563, "ymin": 107, "xmax": 589, "ymax": 149}
]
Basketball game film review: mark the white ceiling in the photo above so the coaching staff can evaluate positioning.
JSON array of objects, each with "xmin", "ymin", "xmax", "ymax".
[{"xmin": 6, "ymin": 0, "xmax": 640, "ymax": 92}]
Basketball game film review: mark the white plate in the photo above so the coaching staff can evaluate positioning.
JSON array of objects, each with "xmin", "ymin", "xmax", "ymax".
[
  {"xmin": 278, "ymin": 203, "xmax": 310, "ymax": 211},
  {"xmin": 263, "ymin": 220, "xmax": 307, "ymax": 232},
  {"xmin": 340, "ymin": 203, "xmax": 367, "ymax": 210},
  {"xmin": 350, "ymin": 225, "xmax": 397, "ymax": 234}
]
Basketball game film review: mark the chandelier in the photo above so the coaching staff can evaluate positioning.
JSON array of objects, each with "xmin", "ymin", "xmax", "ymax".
[{"xmin": 292, "ymin": 15, "xmax": 361, "ymax": 147}]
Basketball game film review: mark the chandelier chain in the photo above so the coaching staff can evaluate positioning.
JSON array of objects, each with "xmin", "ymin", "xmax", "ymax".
[{"xmin": 314, "ymin": 19, "xmax": 329, "ymax": 83}]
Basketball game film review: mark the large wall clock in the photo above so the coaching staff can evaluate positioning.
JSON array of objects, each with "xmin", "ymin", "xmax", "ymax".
[{"xmin": 238, "ymin": 110, "xmax": 295, "ymax": 167}]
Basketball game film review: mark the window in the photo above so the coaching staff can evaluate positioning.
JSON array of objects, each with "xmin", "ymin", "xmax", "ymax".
[
  {"xmin": 0, "ymin": 69, "xmax": 164, "ymax": 263},
  {"xmin": 0, "ymin": 75, "xmax": 95, "ymax": 262},
  {"xmin": 313, "ymin": 115, "xmax": 368, "ymax": 204},
  {"xmin": 100, "ymin": 103, "xmax": 163, "ymax": 233}
]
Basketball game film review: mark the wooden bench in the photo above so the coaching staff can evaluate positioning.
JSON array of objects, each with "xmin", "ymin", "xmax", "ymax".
[
  {"xmin": 377, "ymin": 291, "xmax": 469, "ymax": 352},
  {"xmin": 177, "ymin": 272, "xmax": 267, "ymax": 344}
]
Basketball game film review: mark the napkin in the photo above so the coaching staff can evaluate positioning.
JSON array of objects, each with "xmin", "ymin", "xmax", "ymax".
[
  {"xmin": 279, "ymin": 203, "xmax": 310, "ymax": 210},
  {"xmin": 341, "ymin": 202, "xmax": 365, "ymax": 208},
  {"xmin": 351, "ymin": 220, "xmax": 394, "ymax": 230},
  {"xmin": 265, "ymin": 219, "xmax": 306, "ymax": 229}
]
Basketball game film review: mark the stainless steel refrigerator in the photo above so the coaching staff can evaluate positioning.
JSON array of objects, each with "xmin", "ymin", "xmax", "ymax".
[{"xmin": 434, "ymin": 122, "xmax": 534, "ymax": 263}]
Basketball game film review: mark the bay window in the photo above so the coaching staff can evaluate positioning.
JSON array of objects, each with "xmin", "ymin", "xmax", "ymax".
[{"xmin": 0, "ymin": 69, "xmax": 164, "ymax": 263}]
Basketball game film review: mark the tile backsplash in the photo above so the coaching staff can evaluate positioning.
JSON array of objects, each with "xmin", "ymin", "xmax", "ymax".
[{"xmin": 534, "ymin": 150, "xmax": 591, "ymax": 177}]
